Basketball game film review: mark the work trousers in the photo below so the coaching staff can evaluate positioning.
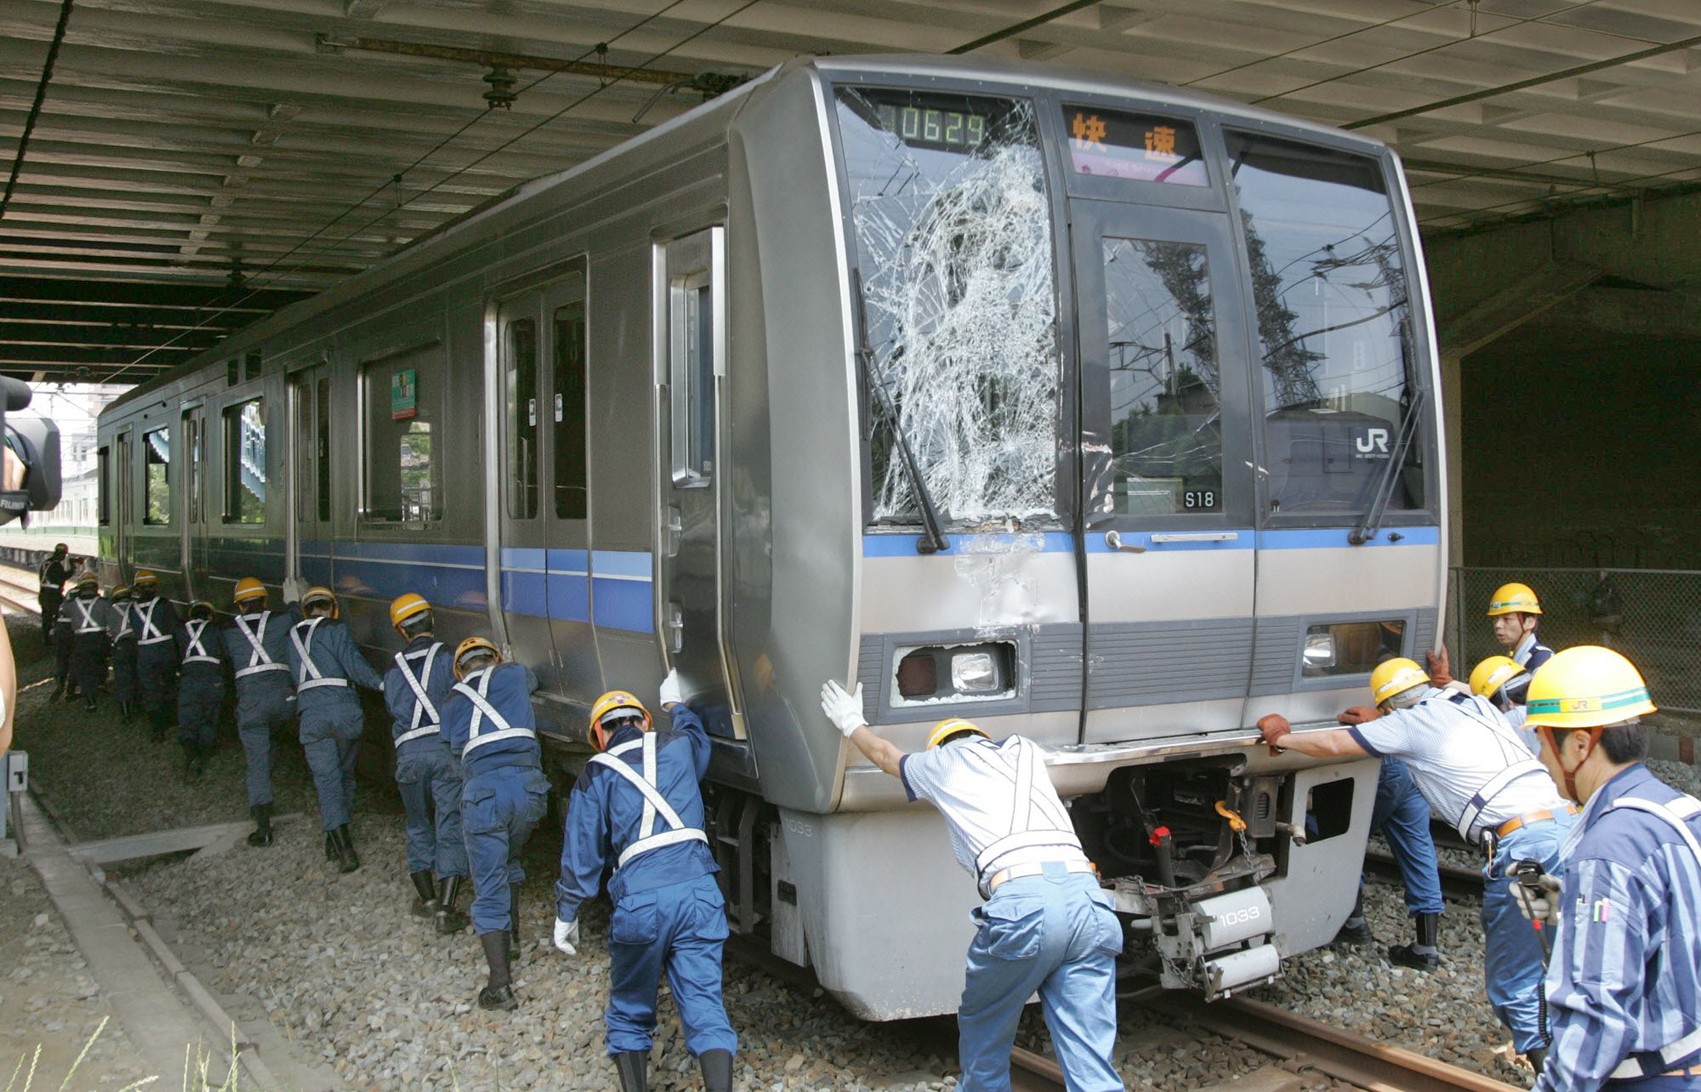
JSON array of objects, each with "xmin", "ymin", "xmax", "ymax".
[
  {"xmin": 395, "ymin": 741, "xmax": 468, "ymax": 878},
  {"xmin": 235, "ymin": 681, "xmax": 293, "ymax": 808},
  {"xmin": 300, "ymin": 702, "xmax": 363, "ymax": 831},
  {"xmin": 39, "ymin": 589, "xmax": 61, "ymax": 643},
  {"xmin": 66, "ymin": 633, "xmax": 110, "ymax": 704},
  {"xmin": 1373, "ymin": 758, "xmax": 1445, "ymax": 917},
  {"xmin": 110, "ymin": 637, "xmax": 137, "ymax": 705},
  {"xmin": 177, "ymin": 666, "xmax": 225, "ymax": 749},
  {"xmin": 957, "ymin": 866, "xmax": 1124, "ymax": 1092},
  {"xmin": 605, "ymin": 872, "xmax": 737, "ymax": 1058},
  {"xmin": 136, "ymin": 644, "xmax": 179, "ymax": 722},
  {"xmin": 1482, "ymin": 811, "xmax": 1576, "ymax": 1054},
  {"xmin": 461, "ymin": 763, "xmax": 549, "ymax": 935}
]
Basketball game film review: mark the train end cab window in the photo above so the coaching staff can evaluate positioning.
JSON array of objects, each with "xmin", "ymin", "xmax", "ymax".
[
  {"xmin": 554, "ymin": 297, "xmax": 587, "ymax": 520},
  {"xmin": 143, "ymin": 426, "xmax": 171, "ymax": 525},
  {"xmin": 222, "ymin": 397, "xmax": 267, "ymax": 525},
  {"xmin": 97, "ymin": 445, "xmax": 110, "ymax": 525},
  {"xmin": 362, "ymin": 346, "xmax": 443, "ymax": 524}
]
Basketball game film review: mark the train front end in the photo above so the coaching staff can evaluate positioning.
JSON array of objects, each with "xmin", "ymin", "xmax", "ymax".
[{"xmin": 726, "ymin": 58, "xmax": 1445, "ymax": 1019}]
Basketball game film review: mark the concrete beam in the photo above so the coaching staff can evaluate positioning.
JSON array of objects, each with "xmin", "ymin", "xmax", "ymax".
[{"xmin": 1437, "ymin": 260, "xmax": 1601, "ymax": 357}]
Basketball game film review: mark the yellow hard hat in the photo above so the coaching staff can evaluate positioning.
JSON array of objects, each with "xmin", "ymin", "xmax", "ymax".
[
  {"xmin": 926, "ymin": 717, "xmax": 990, "ymax": 749},
  {"xmin": 389, "ymin": 593, "xmax": 431, "ymax": 630},
  {"xmin": 1486, "ymin": 582, "xmax": 1542, "ymax": 617},
  {"xmin": 188, "ymin": 600, "xmax": 216, "ymax": 620},
  {"xmin": 75, "ymin": 570, "xmax": 98, "ymax": 589},
  {"xmin": 452, "ymin": 636, "xmax": 501, "ymax": 680},
  {"xmin": 1370, "ymin": 657, "xmax": 1430, "ymax": 707},
  {"xmin": 589, "ymin": 689, "xmax": 652, "ymax": 750},
  {"xmin": 1469, "ymin": 656, "xmax": 1528, "ymax": 701},
  {"xmin": 301, "ymin": 585, "xmax": 338, "ymax": 616},
  {"xmin": 133, "ymin": 570, "xmax": 159, "ymax": 588},
  {"xmin": 1524, "ymin": 646, "xmax": 1655, "ymax": 731},
  {"xmin": 233, "ymin": 576, "xmax": 267, "ymax": 605},
  {"xmin": 110, "ymin": 584, "xmax": 131, "ymax": 601}
]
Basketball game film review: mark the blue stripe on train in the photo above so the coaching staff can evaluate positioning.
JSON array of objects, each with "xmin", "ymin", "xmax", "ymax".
[{"xmin": 863, "ymin": 526, "xmax": 1439, "ymax": 555}]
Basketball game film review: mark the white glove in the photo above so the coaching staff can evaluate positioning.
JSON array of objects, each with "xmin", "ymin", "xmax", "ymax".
[
  {"xmin": 281, "ymin": 574, "xmax": 305, "ymax": 605},
  {"xmin": 1508, "ymin": 874, "xmax": 1562, "ymax": 928},
  {"xmin": 820, "ymin": 680, "xmax": 866, "ymax": 738},
  {"xmin": 552, "ymin": 917, "xmax": 580, "ymax": 956},
  {"xmin": 658, "ymin": 668, "xmax": 683, "ymax": 709}
]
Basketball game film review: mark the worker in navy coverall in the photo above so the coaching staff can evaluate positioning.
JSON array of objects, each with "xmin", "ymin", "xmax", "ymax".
[
  {"xmin": 223, "ymin": 577, "xmax": 296, "ymax": 848},
  {"xmin": 439, "ymin": 637, "xmax": 550, "ymax": 1012},
  {"xmin": 131, "ymin": 570, "xmax": 182, "ymax": 742},
  {"xmin": 554, "ymin": 672, "xmax": 736, "ymax": 1092},
  {"xmin": 287, "ymin": 585, "xmax": 384, "ymax": 874},
  {"xmin": 106, "ymin": 584, "xmax": 138, "ymax": 724},
  {"xmin": 52, "ymin": 571, "xmax": 111, "ymax": 711},
  {"xmin": 382, "ymin": 593, "xmax": 469, "ymax": 934},
  {"xmin": 37, "ymin": 542, "xmax": 71, "ymax": 646},
  {"xmin": 176, "ymin": 600, "xmax": 227, "ymax": 783}
]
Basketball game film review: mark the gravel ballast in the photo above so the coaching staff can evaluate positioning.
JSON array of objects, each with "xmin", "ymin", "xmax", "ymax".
[{"xmin": 15, "ymin": 613, "xmax": 1701, "ymax": 1089}]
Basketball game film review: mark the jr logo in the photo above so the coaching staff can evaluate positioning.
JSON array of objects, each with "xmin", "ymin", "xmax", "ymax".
[{"xmin": 1353, "ymin": 427, "xmax": 1391, "ymax": 457}]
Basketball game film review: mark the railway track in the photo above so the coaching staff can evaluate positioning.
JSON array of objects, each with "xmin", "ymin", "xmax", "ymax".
[{"xmin": 1364, "ymin": 848, "xmax": 1486, "ymax": 902}]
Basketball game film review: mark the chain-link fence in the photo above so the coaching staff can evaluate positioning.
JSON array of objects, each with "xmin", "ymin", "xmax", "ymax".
[{"xmin": 1449, "ymin": 568, "xmax": 1701, "ymax": 714}]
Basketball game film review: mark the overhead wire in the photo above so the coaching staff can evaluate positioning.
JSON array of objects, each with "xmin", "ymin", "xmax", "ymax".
[{"xmin": 107, "ymin": 0, "xmax": 708, "ymax": 382}]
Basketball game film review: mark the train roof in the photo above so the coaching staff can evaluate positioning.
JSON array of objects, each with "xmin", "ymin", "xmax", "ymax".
[{"xmin": 104, "ymin": 53, "xmax": 1392, "ymax": 419}]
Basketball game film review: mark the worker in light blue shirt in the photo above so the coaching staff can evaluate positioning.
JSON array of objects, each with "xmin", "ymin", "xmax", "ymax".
[
  {"xmin": 1514, "ymin": 647, "xmax": 1701, "ymax": 1092},
  {"xmin": 553, "ymin": 672, "xmax": 735, "ymax": 1092},
  {"xmin": 1259, "ymin": 656, "xmax": 1576, "ymax": 1067}
]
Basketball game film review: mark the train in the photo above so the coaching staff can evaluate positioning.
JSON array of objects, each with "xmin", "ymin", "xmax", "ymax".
[{"xmin": 95, "ymin": 54, "xmax": 1447, "ymax": 1019}]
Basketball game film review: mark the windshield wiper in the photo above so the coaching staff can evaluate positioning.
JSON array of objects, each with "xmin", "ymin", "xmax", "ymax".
[
  {"xmin": 1349, "ymin": 388, "xmax": 1424, "ymax": 546},
  {"xmin": 852, "ymin": 270, "xmax": 948, "ymax": 554}
]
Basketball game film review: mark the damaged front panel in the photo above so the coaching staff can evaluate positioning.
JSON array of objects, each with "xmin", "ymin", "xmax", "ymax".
[{"xmin": 834, "ymin": 86, "xmax": 1062, "ymax": 528}]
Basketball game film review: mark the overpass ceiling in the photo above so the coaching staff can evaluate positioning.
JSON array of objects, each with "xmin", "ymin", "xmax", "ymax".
[{"xmin": 3, "ymin": 0, "xmax": 1700, "ymax": 384}]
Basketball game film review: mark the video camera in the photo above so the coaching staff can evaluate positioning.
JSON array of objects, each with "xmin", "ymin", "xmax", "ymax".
[{"xmin": 0, "ymin": 376, "xmax": 62, "ymax": 527}]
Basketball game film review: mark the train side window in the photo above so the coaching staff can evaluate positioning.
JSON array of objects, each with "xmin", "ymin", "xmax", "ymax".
[
  {"xmin": 97, "ymin": 445, "xmax": 110, "ymax": 524},
  {"xmin": 669, "ymin": 271, "xmax": 716, "ymax": 485},
  {"xmin": 554, "ymin": 297, "xmax": 587, "ymax": 519},
  {"xmin": 143, "ymin": 426, "xmax": 171, "ymax": 525},
  {"xmin": 222, "ymin": 397, "xmax": 266, "ymax": 524},
  {"xmin": 504, "ymin": 318, "xmax": 539, "ymax": 519},
  {"xmin": 361, "ymin": 345, "xmax": 442, "ymax": 524},
  {"xmin": 182, "ymin": 413, "xmax": 203, "ymax": 524}
]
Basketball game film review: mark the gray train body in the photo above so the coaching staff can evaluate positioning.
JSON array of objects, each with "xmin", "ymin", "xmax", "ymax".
[{"xmin": 97, "ymin": 55, "xmax": 1447, "ymax": 1019}]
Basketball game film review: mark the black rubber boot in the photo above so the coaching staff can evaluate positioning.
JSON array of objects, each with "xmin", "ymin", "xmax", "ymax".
[
  {"xmin": 477, "ymin": 930, "xmax": 517, "ymax": 1011},
  {"xmin": 1524, "ymin": 1047, "xmax": 1546, "ymax": 1077},
  {"xmin": 435, "ymin": 877, "xmax": 469, "ymax": 935},
  {"xmin": 246, "ymin": 804, "xmax": 273, "ymax": 848},
  {"xmin": 509, "ymin": 884, "xmax": 522, "ymax": 958},
  {"xmin": 332, "ymin": 825, "xmax": 360, "ymax": 874},
  {"xmin": 181, "ymin": 742, "xmax": 200, "ymax": 784},
  {"xmin": 612, "ymin": 1051, "xmax": 648, "ymax": 1092},
  {"xmin": 410, "ymin": 871, "xmax": 438, "ymax": 917},
  {"xmin": 1388, "ymin": 910, "xmax": 1440, "ymax": 970},
  {"xmin": 119, "ymin": 701, "xmax": 133, "ymax": 725},
  {"xmin": 324, "ymin": 830, "xmax": 338, "ymax": 861},
  {"xmin": 1333, "ymin": 888, "xmax": 1374, "ymax": 947},
  {"xmin": 186, "ymin": 744, "xmax": 207, "ymax": 782},
  {"xmin": 50, "ymin": 680, "xmax": 65, "ymax": 702},
  {"xmin": 83, "ymin": 695, "xmax": 97, "ymax": 712},
  {"xmin": 150, "ymin": 708, "xmax": 169, "ymax": 742},
  {"xmin": 699, "ymin": 1048, "xmax": 732, "ymax": 1092}
]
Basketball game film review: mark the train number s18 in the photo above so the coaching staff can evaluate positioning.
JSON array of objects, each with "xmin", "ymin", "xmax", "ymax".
[{"xmin": 1183, "ymin": 490, "xmax": 1217, "ymax": 510}]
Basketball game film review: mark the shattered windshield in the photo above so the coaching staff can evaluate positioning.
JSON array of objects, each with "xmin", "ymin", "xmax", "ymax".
[{"xmin": 835, "ymin": 86, "xmax": 1060, "ymax": 528}]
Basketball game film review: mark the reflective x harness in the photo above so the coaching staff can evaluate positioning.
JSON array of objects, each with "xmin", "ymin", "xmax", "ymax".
[
  {"xmin": 232, "ymin": 613, "xmax": 288, "ymax": 679},
  {"xmin": 70, "ymin": 598, "xmax": 103, "ymax": 635},
  {"xmin": 136, "ymin": 600, "xmax": 173, "ymax": 647},
  {"xmin": 290, "ymin": 617, "xmax": 347, "ymax": 691},
  {"xmin": 392, "ymin": 644, "xmax": 443, "ymax": 746},
  {"xmin": 1443, "ymin": 691, "xmax": 1552, "ymax": 844},
  {"xmin": 969, "ymin": 738, "xmax": 1082, "ymax": 898},
  {"xmin": 182, "ymin": 619, "xmax": 219, "ymax": 667},
  {"xmin": 110, "ymin": 606, "xmax": 132, "ymax": 642},
  {"xmin": 453, "ymin": 668, "xmax": 534, "ymax": 757},
  {"xmin": 1606, "ymin": 792, "xmax": 1701, "ymax": 1080},
  {"xmin": 588, "ymin": 732, "xmax": 710, "ymax": 870}
]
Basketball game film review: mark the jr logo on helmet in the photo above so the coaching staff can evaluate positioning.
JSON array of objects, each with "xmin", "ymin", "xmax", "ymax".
[{"xmin": 1353, "ymin": 427, "xmax": 1391, "ymax": 459}]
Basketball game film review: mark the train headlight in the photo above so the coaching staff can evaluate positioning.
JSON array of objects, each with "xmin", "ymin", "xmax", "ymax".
[
  {"xmin": 1302, "ymin": 631, "xmax": 1336, "ymax": 672},
  {"xmin": 952, "ymin": 651, "xmax": 999, "ymax": 693},
  {"xmin": 894, "ymin": 642, "xmax": 1015, "ymax": 704}
]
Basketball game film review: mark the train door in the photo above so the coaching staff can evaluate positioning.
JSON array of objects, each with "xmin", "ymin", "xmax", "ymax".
[
  {"xmin": 180, "ymin": 403, "xmax": 208, "ymax": 599},
  {"xmin": 289, "ymin": 366, "xmax": 334, "ymax": 588},
  {"xmin": 656, "ymin": 228, "xmax": 739, "ymax": 737},
  {"xmin": 1070, "ymin": 200, "xmax": 1259, "ymax": 742},
  {"xmin": 495, "ymin": 291, "xmax": 559, "ymax": 692}
]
